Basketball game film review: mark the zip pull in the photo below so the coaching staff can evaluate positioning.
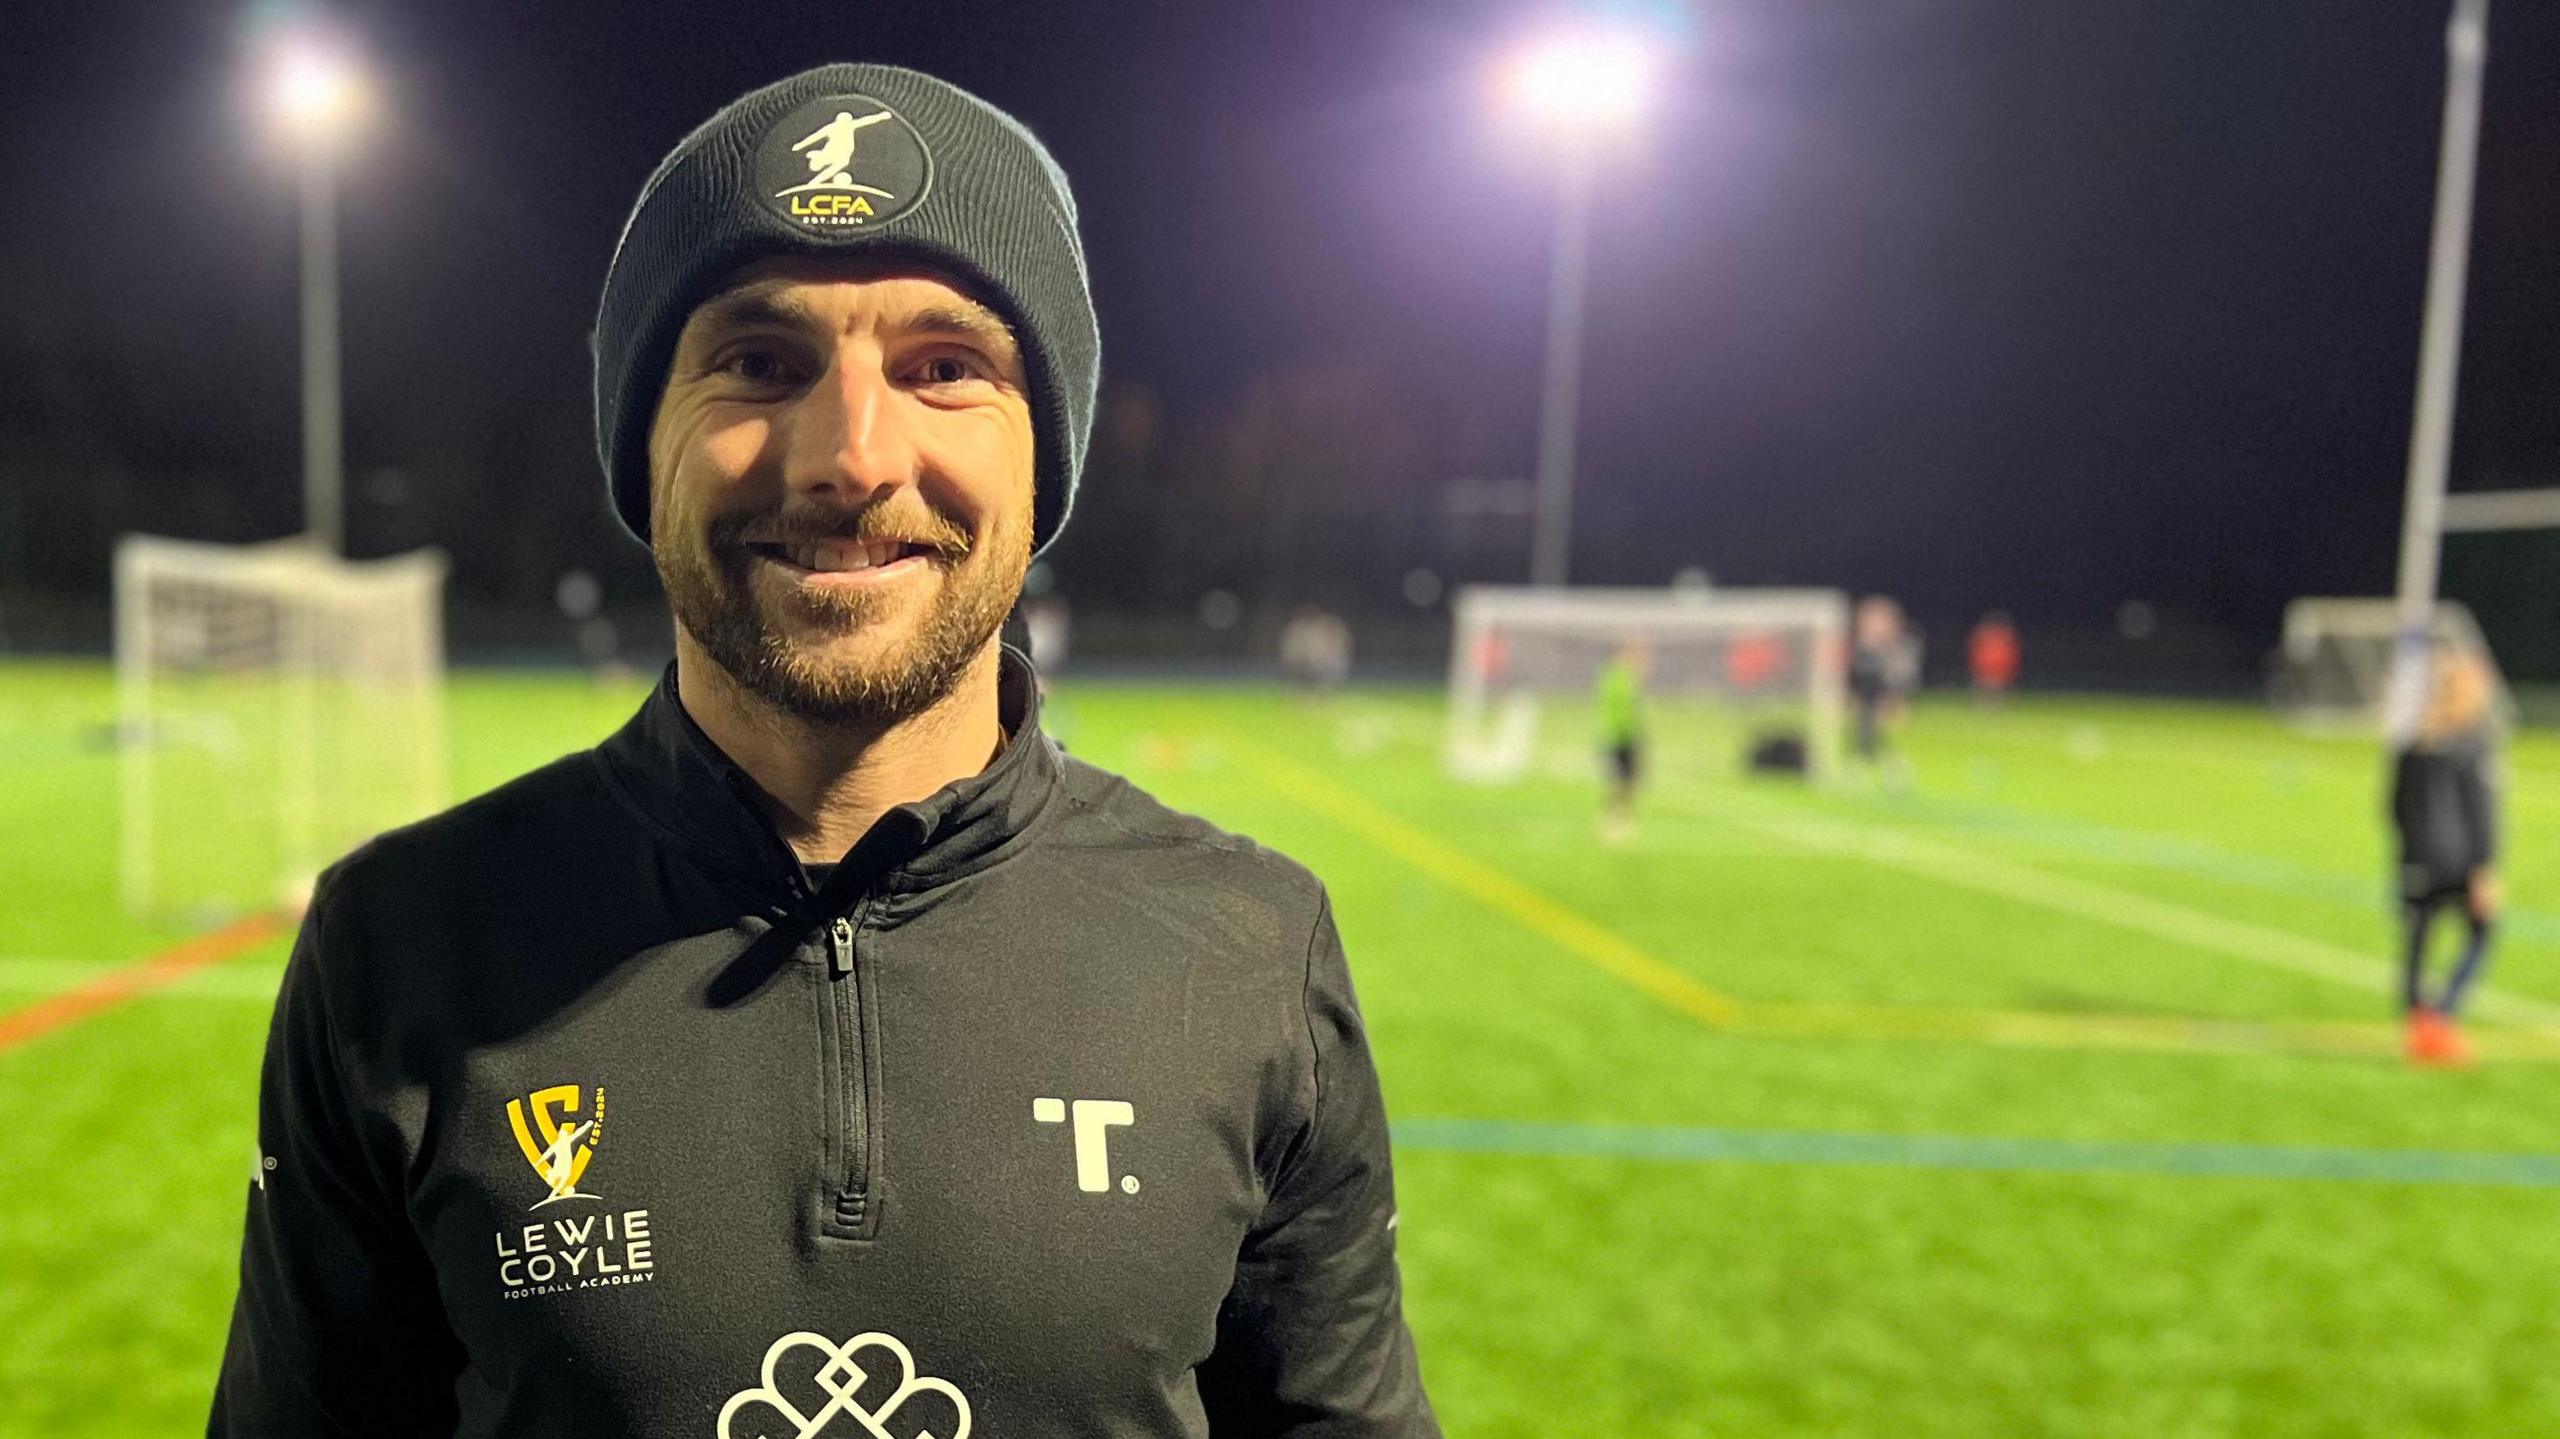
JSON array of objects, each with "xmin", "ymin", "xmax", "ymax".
[{"xmin": 829, "ymin": 916, "xmax": 856, "ymax": 977}]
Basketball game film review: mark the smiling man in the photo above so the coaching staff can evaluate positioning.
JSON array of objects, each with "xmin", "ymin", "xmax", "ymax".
[{"xmin": 211, "ymin": 64, "xmax": 1437, "ymax": 1438}]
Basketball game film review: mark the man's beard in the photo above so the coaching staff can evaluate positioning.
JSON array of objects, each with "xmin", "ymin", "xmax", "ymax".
[{"xmin": 657, "ymin": 502, "xmax": 1028, "ymax": 728}]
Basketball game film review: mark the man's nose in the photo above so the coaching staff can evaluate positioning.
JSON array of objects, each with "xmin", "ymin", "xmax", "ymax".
[{"xmin": 784, "ymin": 353, "xmax": 919, "ymax": 504}]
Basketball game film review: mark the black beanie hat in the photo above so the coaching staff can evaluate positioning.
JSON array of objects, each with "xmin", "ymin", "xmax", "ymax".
[{"xmin": 593, "ymin": 63, "xmax": 1098, "ymax": 554}]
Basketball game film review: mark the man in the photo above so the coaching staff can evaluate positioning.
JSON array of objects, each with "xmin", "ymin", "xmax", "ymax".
[
  {"xmin": 1279, "ymin": 603, "xmax": 1352, "ymax": 700},
  {"xmin": 2391, "ymin": 644, "xmax": 2504, "ymax": 1066},
  {"xmin": 1596, "ymin": 636, "xmax": 1648, "ymax": 841},
  {"xmin": 212, "ymin": 63, "xmax": 1437, "ymax": 1437},
  {"xmin": 1847, "ymin": 594, "xmax": 1917, "ymax": 787},
  {"xmin": 1966, "ymin": 611, "xmax": 2018, "ymax": 707}
]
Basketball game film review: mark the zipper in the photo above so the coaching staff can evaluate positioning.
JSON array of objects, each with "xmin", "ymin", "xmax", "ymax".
[
  {"xmin": 824, "ymin": 895, "xmax": 880, "ymax": 1236},
  {"xmin": 711, "ymin": 753, "xmax": 914, "ymax": 1241},
  {"xmin": 770, "ymin": 803, "xmax": 923, "ymax": 1243}
]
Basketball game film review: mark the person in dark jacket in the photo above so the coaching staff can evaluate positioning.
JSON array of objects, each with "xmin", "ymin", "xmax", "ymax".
[
  {"xmin": 2390, "ymin": 644, "xmax": 2504, "ymax": 1066},
  {"xmin": 1847, "ymin": 595, "xmax": 1918, "ymax": 788},
  {"xmin": 211, "ymin": 63, "xmax": 1438, "ymax": 1438}
]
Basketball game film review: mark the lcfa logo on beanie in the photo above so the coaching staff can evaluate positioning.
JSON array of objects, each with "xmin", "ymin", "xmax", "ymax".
[{"xmin": 755, "ymin": 93, "xmax": 933, "ymax": 231}]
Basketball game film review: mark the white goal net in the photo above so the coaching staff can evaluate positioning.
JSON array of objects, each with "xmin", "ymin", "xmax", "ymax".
[
  {"xmin": 1446, "ymin": 585, "xmax": 1851, "ymax": 784},
  {"xmin": 116, "ymin": 536, "xmax": 450, "ymax": 919},
  {"xmin": 2269, "ymin": 597, "xmax": 2512, "ymax": 735}
]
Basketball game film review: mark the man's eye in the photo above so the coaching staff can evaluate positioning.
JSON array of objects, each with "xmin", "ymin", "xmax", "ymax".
[
  {"xmin": 720, "ymin": 349, "xmax": 799, "ymax": 384},
  {"xmin": 917, "ymin": 356, "xmax": 979, "ymax": 386}
]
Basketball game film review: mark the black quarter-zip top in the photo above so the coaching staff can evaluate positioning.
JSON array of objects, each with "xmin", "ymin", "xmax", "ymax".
[{"xmin": 212, "ymin": 648, "xmax": 1437, "ymax": 1437}]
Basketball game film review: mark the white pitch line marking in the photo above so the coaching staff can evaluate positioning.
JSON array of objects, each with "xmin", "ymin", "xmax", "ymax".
[{"xmin": 1696, "ymin": 800, "xmax": 2560, "ymax": 1032}]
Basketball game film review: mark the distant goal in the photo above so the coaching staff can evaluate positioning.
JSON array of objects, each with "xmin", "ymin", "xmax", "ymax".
[
  {"xmin": 2269, "ymin": 596, "xmax": 2512, "ymax": 735},
  {"xmin": 116, "ymin": 536, "xmax": 450, "ymax": 919},
  {"xmin": 1446, "ymin": 585, "xmax": 1851, "ymax": 784}
]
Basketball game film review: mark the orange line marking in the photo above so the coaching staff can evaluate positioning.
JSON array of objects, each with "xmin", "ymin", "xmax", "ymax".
[{"xmin": 0, "ymin": 912, "xmax": 286, "ymax": 1052}]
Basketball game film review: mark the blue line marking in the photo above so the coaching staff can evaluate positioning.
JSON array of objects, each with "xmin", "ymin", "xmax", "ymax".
[{"xmin": 1393, "ymin": 1118, "xmax": 2560, "ymax": 1189}]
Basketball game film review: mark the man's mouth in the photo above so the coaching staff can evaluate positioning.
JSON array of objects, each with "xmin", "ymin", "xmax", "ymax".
[{"xmin": 745, "ymin": 538, "xmax": 942, "ymax": 575}]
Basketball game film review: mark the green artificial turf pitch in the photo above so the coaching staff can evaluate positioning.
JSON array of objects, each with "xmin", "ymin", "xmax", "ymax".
[{"xmin": 7, "ymin": 656, "xmax": 2560, "ymax": 1436}]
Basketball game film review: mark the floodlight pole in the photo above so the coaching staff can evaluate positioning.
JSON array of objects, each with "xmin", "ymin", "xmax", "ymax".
[
  {"xmin": 1529, "ymin": 156, "xmax": 1594, "ymax": 588},
  {"xmin": 2385, "ymin": 0, "xmax": 2488, "ymax": 741},
  {"xmin": 299, "ymin": 143, "xmax": 345, "ymax": 557}
]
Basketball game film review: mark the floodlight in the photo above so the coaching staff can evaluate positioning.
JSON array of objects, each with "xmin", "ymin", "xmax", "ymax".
[
  {"xmin": 270, "ymin": 38, "xmax": 366, "ymax": 142},
  {"xmin": 252, "ymin": 23, "xmax": 370, "ymax": 554},
  {"xmin": 1508, "ymin": 31, "xmax": 1658, "ymax": 134},
  {"xmin": 1497, "ymin": 27, "xmax": 1663, "ymax": 584}
]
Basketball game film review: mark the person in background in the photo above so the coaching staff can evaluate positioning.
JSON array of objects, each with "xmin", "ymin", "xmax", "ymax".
[
  {"xmin": 1597, "ymin": 636, "xmax": 1649, "ymax": 842},
  {"xmin": 2391, "ymin": 644, "xmax": 2504, "ymax": 1066},
  {"xmin": 1968, "ymin": 611, "xmax": 2020, "ymax": 707},
  {"xmin": 1848, "ymin": 595, "xmax": 1919, "ymax": 788},
  {"xmin": 1280, "ymin": 603, "xmax": 1353, "ymax": 699}
]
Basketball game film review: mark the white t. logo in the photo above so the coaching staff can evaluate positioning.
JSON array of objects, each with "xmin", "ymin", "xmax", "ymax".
[{"xmin": 1032, "ymin": 1097, "xmax": 1136, "ymax": 1193}]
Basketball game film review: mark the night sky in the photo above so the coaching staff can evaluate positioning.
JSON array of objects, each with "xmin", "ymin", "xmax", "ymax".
[{"xmin": 3, "ymin": 2, "xmax": 2555, "ymax": 670}]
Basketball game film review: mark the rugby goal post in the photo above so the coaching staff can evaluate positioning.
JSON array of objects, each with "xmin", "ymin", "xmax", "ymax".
[
  {"xmin": 1446, "ymin": 585, "xmax": 1851, "ymax": 784},
  {"xmin": 116, "ymin": 536, "xmax": 450, "ymax": 919}
]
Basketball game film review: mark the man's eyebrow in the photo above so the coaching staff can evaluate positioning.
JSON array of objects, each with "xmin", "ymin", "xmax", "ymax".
[
  {"xmin": 684, "ymin": 290, "xmax": 1017, "ymax": 357},
  {"xmin": 896, "ymin": 304, "xmax": 1019, "ymax": 356},
  {"xmin": 686, "ymin": 288, "xmax": 812, "ymax": 336}
]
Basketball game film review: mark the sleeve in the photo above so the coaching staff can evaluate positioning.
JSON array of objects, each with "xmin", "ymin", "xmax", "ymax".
[
  {"xmin": 209, "ymin": 878, "xmax": 466, "ymax": 1437},
  {"xmin": 1196, "ymin": 891, "xmax": 1439, "ymax": 1437},
  {"xmin": 2388, "ymin": 750, "xmax": 2420, "ymax": 846},
  {"xmin": 2462, "ymin": 745, "xmax": 2501, "ymax": 867}
]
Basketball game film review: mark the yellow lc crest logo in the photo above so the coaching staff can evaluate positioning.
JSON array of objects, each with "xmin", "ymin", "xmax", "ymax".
[{"xmin": 507, "ymin": 1084, "xmax": 605, "ymax": 1209}]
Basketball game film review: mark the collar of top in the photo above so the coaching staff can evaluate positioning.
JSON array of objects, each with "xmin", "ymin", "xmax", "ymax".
[{"xmin": 596, "ymin": 646, "xmax": 1062, "ymax": 901}]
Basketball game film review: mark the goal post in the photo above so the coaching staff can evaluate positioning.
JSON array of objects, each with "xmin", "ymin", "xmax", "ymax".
[
  {"xmin": 2270, "ymin": 596, "xmax": 2513, "ymax": 735},
  {"xmin": 116, "ymin": 535, "xmax": 450, "ymax": 920},
  {"xmin": 1446, "ymin": 584, "xmax": 1851, "ymax": 784}
]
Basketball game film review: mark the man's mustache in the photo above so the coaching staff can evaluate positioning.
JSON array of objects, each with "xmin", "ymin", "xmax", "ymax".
[{"xmin": 712, "ymin": 506, "xmax": 972, "ymax": 558}]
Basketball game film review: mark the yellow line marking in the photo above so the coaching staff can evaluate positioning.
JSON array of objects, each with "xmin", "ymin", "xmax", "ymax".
[{"xmin": 1221, "ymin": 735, "xmax": 1740, "ymax": 1027}]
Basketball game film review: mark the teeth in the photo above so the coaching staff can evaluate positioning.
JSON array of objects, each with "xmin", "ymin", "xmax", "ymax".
[{"xmin": 788, "ymin": 541, "xmax": 905, "ymax": 573}]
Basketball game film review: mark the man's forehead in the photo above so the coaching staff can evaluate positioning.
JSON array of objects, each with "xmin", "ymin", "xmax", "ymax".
[{"xmin": 685, "ymin": 258, "xmax": 1015, "ymax": 339}]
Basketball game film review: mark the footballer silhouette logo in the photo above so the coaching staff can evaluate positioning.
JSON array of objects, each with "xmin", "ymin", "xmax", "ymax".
[
  {"xmin": 755, "ymin": 94, "xmax": 933, "ymax": 232},
  {"xmin": 507, "ymin": 1083, "xmax": 604, "ymax": 1209}
]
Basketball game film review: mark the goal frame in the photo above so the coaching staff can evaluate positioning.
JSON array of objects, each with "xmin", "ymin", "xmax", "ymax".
[
  {"xmin": 115, "ymin": 535, "xmax": 450, "ymax": 917},
  {"xmin": 1446, "ymin": 584, "xmax": 1852, "ymax": 783},
  {"xmin": 2272, "ymin": 595, "xmax": 2512, "ymax": 735}
]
